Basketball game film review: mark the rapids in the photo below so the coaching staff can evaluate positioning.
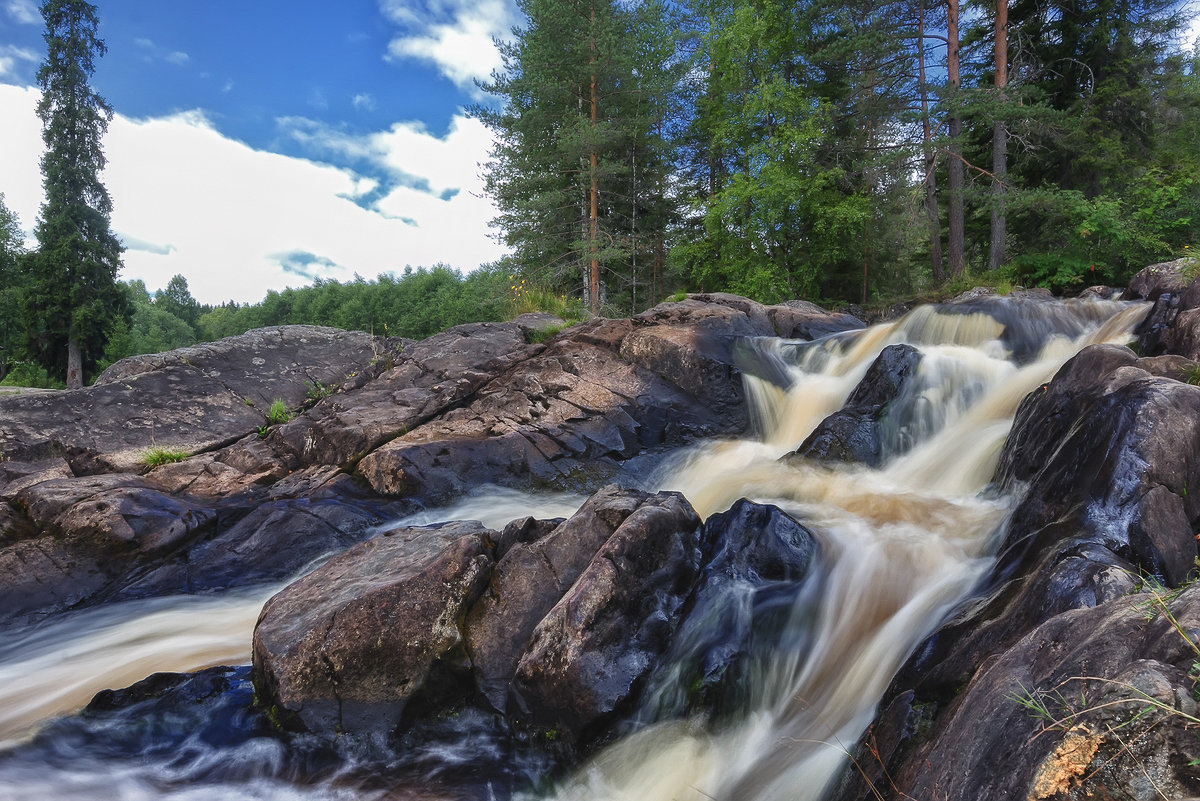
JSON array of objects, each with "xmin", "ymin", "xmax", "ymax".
[{"xmin": 0, "ymin": 296, "xmax": 1150, "ymax": 801}]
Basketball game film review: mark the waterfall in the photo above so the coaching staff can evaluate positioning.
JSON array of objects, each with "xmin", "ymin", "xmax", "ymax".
[
  {"xmin": 0, "ymin": 297, "xmax": 1150, "ymax": 801},
  {"xmin": 545, "ymin": 298, "xmax": 1148, "ymax": 801}
]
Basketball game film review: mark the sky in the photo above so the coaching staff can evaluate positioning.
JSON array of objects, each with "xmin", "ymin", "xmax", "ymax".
[{"xmin": 0, "ymin": 0, "xmax": 519, "ymax": 305}]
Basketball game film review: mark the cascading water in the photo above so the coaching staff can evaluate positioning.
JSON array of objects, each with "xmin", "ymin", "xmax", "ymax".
[
  {"xmin": 0, "ymin": 297, "xmax": 1149, "ymax": 801},
  {"xmin": 545, "ymin": 297, "xmax": 1149, "ymax": 801}
]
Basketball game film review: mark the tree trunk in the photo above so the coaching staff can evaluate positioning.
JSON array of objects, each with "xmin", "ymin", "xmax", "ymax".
[
  {"xmin": 66, "ymin": 335, "xmax": 82, "ymax": 390},
  {"xmin": 918, "ymin": 0, "xmax": 944, "ymax": 283},
  {"xmin": 947, "ymin": 0, "xmax": 965, "ymax": 279},
  {"xmin": 989, "ymin": 0, "xmax": 1009, "ymax": 273}
]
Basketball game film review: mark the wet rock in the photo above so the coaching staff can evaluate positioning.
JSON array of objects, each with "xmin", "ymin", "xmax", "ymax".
[
  {"xmin": 839, "ymin": 584, "xmax": 1200, "ymax": 801},
  {"xmin": 12, "ymin": 474, "xmax": 218, "ymax": 556},
  {"xmin": 645, "ymin": 499, "xmax": 820, "ymax": 720},
  {"xmin": 465, "ymin": 485, "xmax": 654, "ymax": 713},
  {"xmin": 793, "ymin": 344, "xmax": 921, "ymax": 466},
  {"xmin": 509, "ymin": 490, "xmax": 702, "ymax": 740},
  {"xmin": 252, "ymin": 520, "xmax": 496, "ymax": 734},
  {"xmin": 995, "ymin": 343, "xmax": 1200, "ymax": 586},
  {"xmin": 837, "ymin": 339, "xmax": 1200, "ymax": 801},
  {"xmin": 251, "ymin": 485, "xmax": 703, "ymax": 748}
]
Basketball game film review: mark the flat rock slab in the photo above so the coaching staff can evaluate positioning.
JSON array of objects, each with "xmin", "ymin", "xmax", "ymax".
[{"xmin": 0, "ymin": 326, "xmax": 382, "ymax": 472}]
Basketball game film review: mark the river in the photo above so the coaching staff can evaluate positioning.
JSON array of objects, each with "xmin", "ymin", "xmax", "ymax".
[{"xmin": 0, "ymin": 296, "xmax": 1148, "ymax": 801}]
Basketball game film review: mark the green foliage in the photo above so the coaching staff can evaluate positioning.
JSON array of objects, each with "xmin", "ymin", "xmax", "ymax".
[
  {"xmin": 505, "ymin": 271, "xmax": 587, "ymax": 324},
  {"xmin": 0, "ymin": 194, "xmax": 27, "ymax": 383},
  {"xmin": 524, "ymin": 324, "xmax": 566, "ymax": 344},
  {"xmin": 26, "ymin": 0, "xmax": 127, "ymax": 387},
  {"xmin": 305, "ymin": 380, "xmax": 332, "ymax": 405},
  {"xmin": 264, "ymin": 398, "xmax": 293, "ymax": 427},
  {"xmin": 474, "ymin": 0, "xmax": 680, "ymax": 313},
  {"xmin": 154, "ymin": 274, "xmax": 201, "ymax": 329},
  {"xmin": 0, "ymin": 361, "xmax": 65, "ymax": 389},
  {"xmin": 139, "ymin": 446, "xmax": 189, "ymax": 468},
  {"xmin": 194, "ymin": 265, "xmax": 506, "ymax": 342}
]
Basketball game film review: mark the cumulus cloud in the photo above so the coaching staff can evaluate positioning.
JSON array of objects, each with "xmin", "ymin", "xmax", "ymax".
[
  {"xmin": 4, "ymin": 0, "xmax": 37, "ymax": 25},
  {"xmin": 0, "ymin": 83, "xmax": 504, "ymax": 306},
  {"xmin": 379, "ymin": 0, "xmax": 516, "ymax": 94}
]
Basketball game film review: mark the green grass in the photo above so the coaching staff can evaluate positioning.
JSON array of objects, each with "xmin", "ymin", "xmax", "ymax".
[
  {"xmin": 524, "ymin": 324, "xmax": 566, "ymax": 344},
  {"xmin": 265, "ymin": 398, "xmax": 294, "ymax": 426},
  {"xmin": 140, "ymin": 446, "xmax": 190, "ymax": 468}
]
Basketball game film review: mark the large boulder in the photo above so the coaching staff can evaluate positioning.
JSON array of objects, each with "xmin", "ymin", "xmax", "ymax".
[
  {"xmin": 356, "ymin": 295, "xmax": 863, "ymax": 504},
  {"xmin": 252, "ymin": 485, "xmax": 704, "ymax": 747},
  {"xmin": 645, "ymin": 499, "xmax": 821, "ymax": 720},
  {"xmin": 841, "ymin": 583, "xmax": 1200, "ymax": 801},
  {"xmin": 252, "ymin": 520, "xmax": 497, "ymax": 734},
  {"xmin": 508, "ymin": 490, "xmax": 702, "ymax": 739}
]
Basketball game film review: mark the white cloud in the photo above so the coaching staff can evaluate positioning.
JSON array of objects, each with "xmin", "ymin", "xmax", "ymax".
[
  {"xmin": 0, "ymin": 83, "xmax": 505, "ymax": 306},
  {"xmin": 135, "ymin": 38, "xmax": 191, "ymax": 67},
  {"xmin": 4, "ymin": 0, "xmax": 37, "ymax": 25},
  {"xmin": 0, "ymin": 45, "xmax": 38, "ymax": 80},
  {"xmin": 352, "ymin": 92, "xmax": 375, "ymax": 112},
  {"xmin": 379, "ymin": 0, "xmax": 516, "ymax": 94}
]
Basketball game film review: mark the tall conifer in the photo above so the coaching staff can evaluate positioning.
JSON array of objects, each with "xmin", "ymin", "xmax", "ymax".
[{"xmin": 26, "ymin": 0, "xmax": 125, "ymax": 388}]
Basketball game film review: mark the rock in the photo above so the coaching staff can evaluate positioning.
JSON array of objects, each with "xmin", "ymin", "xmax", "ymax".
[
  {"xmin": 251, "ymin": 520, "xmax": 497, "ymax": 734},
  {"xmin": 1125, "ymin": 257, "xmax": 1197, "ymax": 301},
  {"xmin": 355, "ymin": 312, "xmax": 755, "ymax": 503},
  {"xmin": 251, "ymin": 485, "xmax": 704, "ymax": 748},
  {"xmin": 0, "ymin": 326, "xmax": 381, "ymax": 472},
  {"xmin": 125, "ymin": 485, "xmax": 401, "ymax": 598},
  {"xmin": 465, "ymin": 485, "xmax": 655, "ymax": 712},
  {"xmin": 264, "ymin": 321, "xmax": 536, "ymax": 471},
  {"xmin": 995, "ymin": 343, "xmax": 1200, "ymax": 586},
  {"xmin": 509, "ymin": 490, "xmax": 702, "ymax": 741},
  {"xmin": 766, "ymin": 301, "xmax": 865, "ymax": 340},
  {"xmin": 838, "ymin": 584, "xmax": 1200, "ymax": 801},
  {"xmin": 835, "ymin": 338, "xmax": 1200, "ymax": 801},
  {"xmin": 792, "ymin": 344, "xmax": 921, "ymax": 466},
  {"xmin": 645, "ymin": 499, "xmax": 820, "ymax": 720},
  {"xmin": 12, "ymin": 474, "xmax": 218, "ymax": 556}
]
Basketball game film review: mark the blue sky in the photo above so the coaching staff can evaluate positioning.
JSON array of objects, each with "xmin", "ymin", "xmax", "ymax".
[{"xmin": 0, "ymin": 0, "xmax": 517, "ymax": 304}]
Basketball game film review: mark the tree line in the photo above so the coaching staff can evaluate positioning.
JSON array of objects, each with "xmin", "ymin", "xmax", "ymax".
[
  {"xmin": 0, "ymin": 261, "xmax": 532, "ymax": 387},
  {"xmin": 476, "ymin": 0, "xmax": 1200, "ymax": 312},
  {"xmin": 3, "ymin": 0, "xmax": 1197, "ymax": 387}
]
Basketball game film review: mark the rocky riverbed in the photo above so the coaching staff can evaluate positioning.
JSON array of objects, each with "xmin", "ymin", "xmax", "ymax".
[{"xmin": 2, "ymin": 266, "xmax": 1200, "ymax": 801}]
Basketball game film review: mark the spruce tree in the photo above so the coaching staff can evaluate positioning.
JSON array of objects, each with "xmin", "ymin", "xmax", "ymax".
[{"xmin": 26, "ymin": 0, "xmax": 126, "ymax": 389}]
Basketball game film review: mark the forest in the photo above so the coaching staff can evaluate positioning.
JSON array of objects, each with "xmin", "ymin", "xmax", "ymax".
[{"xmin": 1, "ymin": 0, "xmax": 1198, "ymax": 386}]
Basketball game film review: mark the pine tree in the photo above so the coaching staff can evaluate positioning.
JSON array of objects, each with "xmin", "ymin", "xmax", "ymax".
[
  {"xmin": 25, "ymin": 0, "xmax": 126, "ymax": 388},
  {"xmin": 476, "ymin": 0, "xmax": 677, "ymax": 315}
]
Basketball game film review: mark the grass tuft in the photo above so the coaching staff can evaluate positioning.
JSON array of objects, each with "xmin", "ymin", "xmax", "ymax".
[
  {"xmin": 265, "ymin": 398, "xmax": 294, "ymax": 426},
  {"xmin": 140, "ymin": 446, "xmax": 189, "ymax": 468}
]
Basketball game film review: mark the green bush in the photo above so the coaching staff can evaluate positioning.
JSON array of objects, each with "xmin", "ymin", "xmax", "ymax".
[{"xmin": 0, "ymin": 361, "xmax": 65, "ymax": 389}]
